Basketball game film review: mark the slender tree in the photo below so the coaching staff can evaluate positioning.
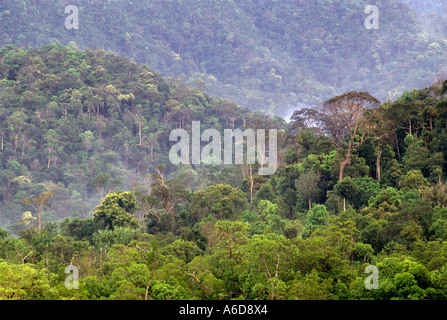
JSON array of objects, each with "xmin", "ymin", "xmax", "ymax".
[
  {"xmin": 21, "ymin": 192, "xmax": 52, "ymax": 233},
  {"xmin": 366, "ymin": 105, "xmax": 397, "ymax": 181},
  {"xmin": 295, "ymin": 170, "xmax": 321, "ymax": 210}
]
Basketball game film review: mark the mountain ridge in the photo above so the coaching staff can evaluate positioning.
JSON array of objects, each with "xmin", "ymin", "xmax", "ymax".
[{"xmin": 1, "ymin": 0, "xmax": 447, "ymax": 117}]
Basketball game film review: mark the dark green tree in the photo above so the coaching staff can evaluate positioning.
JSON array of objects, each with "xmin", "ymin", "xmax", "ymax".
[
  {"xmin": 93, "ymin": 191, "xmax": 139, "ymax": 231},
  {"xmin": 302, "ymin": 204, "xmax": 329, "ymax": 238}
]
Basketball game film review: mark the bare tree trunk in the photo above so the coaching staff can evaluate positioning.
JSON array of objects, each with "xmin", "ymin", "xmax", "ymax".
[
  {"xmin": 376, "ymin": 146, "xmax": 382, "ymax": 181},
  {"xmin": 395, "ymin": 136, "xmax": 401, "ymax": 159},
  {"xmin": 249, "ymin": 165, "xmax": 254, "ymax": 203},
  {"xmin": 339, "ymin": 148, "xmax": 352, "ymax": 182},
  {"xmin": 47, "ymin": 146, "xmax": 52, "ymax": 169}
]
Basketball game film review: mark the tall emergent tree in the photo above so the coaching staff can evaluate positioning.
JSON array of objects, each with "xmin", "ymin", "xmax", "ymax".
[
  {"xmin": 21, "ymin": 192, "xmax": 52, "ymax": 233},
  {"xmin": 93, "ymin": 191, "xmax": 139, "ymax": 230},
  {"xmin": 295, "ymin": 170, "xmax": 321, "ymax": 210},
  {"xmin": 366, "ymin": 104, "xmax": 397, "ymax": 181},
  {"xmin": 320, "ymin": 91, "xmax": 380, "ymax": 182},
  {"xmin": 302, "ymin": 204, "xmax": 329, "ymax": 238}
]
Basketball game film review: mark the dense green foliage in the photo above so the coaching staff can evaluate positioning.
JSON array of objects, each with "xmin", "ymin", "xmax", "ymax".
[
  {"xmin": 2, "ymin": 43, "xmax": 447, "ymax": 300},
  {"xmin": 1, "ymin": 0, "xmax": 447, "ymax": 116},
  {"xmin": 0, "ymin": 44, "xmax": 281, "ymax": 228}
]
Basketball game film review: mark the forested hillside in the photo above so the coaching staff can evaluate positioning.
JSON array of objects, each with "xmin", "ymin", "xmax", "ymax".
[
  {"xmin": 2, "ymin": 44, "xmax": 447, "ymax": 300},
  {"xmin": 0, "ymin": 44, "xmax": 283, "ymax": 229},
  {"xmin": 1, "ymin": 0, "xmax": 447, "ymax": 116},
  {"xmin": 402, "ymin": 0, "xmax": 447, "ymax": 41}
]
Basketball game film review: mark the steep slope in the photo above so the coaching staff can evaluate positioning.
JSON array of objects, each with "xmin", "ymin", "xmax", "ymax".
[
  {"xmin": 401, "ymin": 0, "xmax": 447, "ymax": 41},
  {"xmin": 0, "ymin": 44, "xmax": 274, "ymax": 227}
]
